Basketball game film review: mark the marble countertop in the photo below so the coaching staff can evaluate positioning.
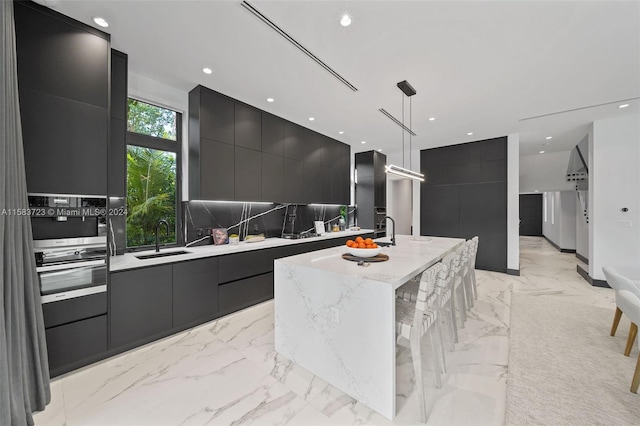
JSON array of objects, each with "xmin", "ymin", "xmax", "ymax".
[
  {"xmin": 275, "ymin": 235, "xmax": 465, "ymax": 289},
  {"xmin": 109, "ymin": 229, "xmax": 373, "ymax": 272}
]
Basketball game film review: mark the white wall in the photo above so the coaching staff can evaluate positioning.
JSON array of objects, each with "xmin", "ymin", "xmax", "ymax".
[
  {"xmin": 589, "ymin": 114, "xmax": 640, "ymax": 281},
  {"xmin": 387, "ymin": 179, "xmax": 413, "ymax": 234},
  {"xmin": 507, "ymin": 134, "xmax": 520, "ymax": 271},
  {"xmin": 542, "ymin": 191, "xmax": 576, "ymax": 250},
  {"xmin": 520, "ymin": 150, "xmax": 575, "ymax": 193},
  {"xmin": 575, "ymin": 194, "xmax": 588, "ymax": 260}
]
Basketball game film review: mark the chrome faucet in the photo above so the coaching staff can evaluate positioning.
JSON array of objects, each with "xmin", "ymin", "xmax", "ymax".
[
  {"xmin": 155, "ymin": 220, "xmax": 170, "ymax": 252},
  {"xmin": 378, "ymin": 216, "xmax": 396, "ymax": 246}
]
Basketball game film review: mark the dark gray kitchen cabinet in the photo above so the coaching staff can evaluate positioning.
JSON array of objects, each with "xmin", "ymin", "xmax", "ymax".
[
  {"xmin": 173, "ymin": 258, "xmax": 219, "ymax": 328},
  {"xmin": 219, "ymin": 273, "xmax": 274, "ymax": 316},
  {"xmin": 304, "ymin": 162, "xmax": 331, "ymax": 204},
  {"xmin": 108, "ymin": 50, "xmax": 127, "ymax": 198},
  {"xmin": 200, "ymin": 138, "xmax": 235, "ymax": 200},
  {"xmin": 355, "ymin": 151, "xmax": 386, "ymax": 233},
  {"xmin": 110, "ymin": 265, "xmax": 173, "ymax": 349},
  {"xmin": 235, "ymin": 146, "xmax": 262, "ymax": 201},
  {"xmin": 283, "ymin": 158, "xmax": 304, "ymax": 203},
  {"xmin": 306, "ymin": 132, "xmax": 325, "ymax": 165},
  {"xmin": 262, "ymin": 153, "xmax": 284, "ymax": 203},
  {"xmin": 261, "ymin": 112, "xmax": 284, "ymax": 155},
  {"xmin": 200, "ymin": 88, "xmax": 235, "ymax": 144},
  {"xmin": 15, "ymin": 1, "xmax": 109, "ymax": 196},
  {"xmin": 235, "ymin": 103, "xmax": 261, "ymax": 151},
  {"xmin": 284, "ymin": 122, "xmax": 308, "ymax": 161},
  {"xmin": 14, "ymin": 1, "xmax": 109, "ymax": 108},
  {"xmin": 420, "ymin": 137, "xmax": 508, "ymax": 272},
  {"xmin": 45, "ymin": 315, "xmax": 107, "ymax": 378},
  {"xmin": 20, "ymin": 89, "xmax": 108, "ymax": 195}
]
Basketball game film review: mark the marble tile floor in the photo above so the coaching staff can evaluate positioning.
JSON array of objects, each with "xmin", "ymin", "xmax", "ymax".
[{"xmin": 34, "ymin": 237, "xmax": 613, "ymax": 426}]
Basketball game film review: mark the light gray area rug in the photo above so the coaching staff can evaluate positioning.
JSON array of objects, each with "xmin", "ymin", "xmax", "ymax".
[{"xmin": 505, "ymin": 294, "xmax": 640, "ymax": 425}]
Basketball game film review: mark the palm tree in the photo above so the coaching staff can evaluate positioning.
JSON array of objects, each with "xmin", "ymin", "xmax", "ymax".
[{"xmin": 126, "ymin": 146, "xmax": 176, "ymax": 246}]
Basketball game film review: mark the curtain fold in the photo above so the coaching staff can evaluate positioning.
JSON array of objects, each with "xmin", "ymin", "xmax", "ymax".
[{"xmin": 1, "ymin": 1, "xmax": 51, "ymax": 425}]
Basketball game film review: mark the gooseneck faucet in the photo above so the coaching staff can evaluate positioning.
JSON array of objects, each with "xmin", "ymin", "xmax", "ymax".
[
  {"xmin": 378, "ymin": 216, "xmax": 396, "ymax": 246},
  {"xmin": 155, "ymin": 220, "xmax": 170, "ymax": 252}
]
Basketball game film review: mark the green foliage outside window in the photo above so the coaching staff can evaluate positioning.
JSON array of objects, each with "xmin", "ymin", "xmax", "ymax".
[
  {"xmin": 126, "ymin": 98, "xmax": 179, "ymax": 248},
  {"xmin": 127, "ymin": 99, "xmax": 177, "ymax": 140},
  {"xmin": 126, "ymin": 146, "xmax": 176, "ymax": 247}
]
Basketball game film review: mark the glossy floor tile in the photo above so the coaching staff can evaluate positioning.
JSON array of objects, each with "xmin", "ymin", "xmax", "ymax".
[{"xmin": 34, "ymin": 237, "xmax": 614, "ymax": 425}]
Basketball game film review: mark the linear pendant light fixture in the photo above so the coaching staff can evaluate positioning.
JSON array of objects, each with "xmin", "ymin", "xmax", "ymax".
[{"xmin": 385, "ymin": 80, "xmax": 425, "ymax": 182}]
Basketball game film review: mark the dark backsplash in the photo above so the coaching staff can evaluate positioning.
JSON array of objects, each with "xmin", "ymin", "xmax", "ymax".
[{"xmin": 184, "ymin": 202, "xmax": 356, "ymax": 246}]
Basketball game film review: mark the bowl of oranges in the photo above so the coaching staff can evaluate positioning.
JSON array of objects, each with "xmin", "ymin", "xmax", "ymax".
[{"xmin": 345, "ymin": 236, "xmax": 381, "ymax": 258}]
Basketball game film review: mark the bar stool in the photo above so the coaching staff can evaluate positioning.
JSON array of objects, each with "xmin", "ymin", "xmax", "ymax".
[
  {"xmin": 602, "ymin": 266, "xmax": 640, "ymax": 356},
  {"xmin": 395, "ymin": 263, "xmax": 444, "ymax": 422},
  {"xmin": 616, "ymin": 290, "xmax": 640, "ymax": 393}
]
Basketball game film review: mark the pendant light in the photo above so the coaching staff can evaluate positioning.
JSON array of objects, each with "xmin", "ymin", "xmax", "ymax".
[{"xmin": 385, "ymin": 80, "xmax": 425, "ymax": 182}]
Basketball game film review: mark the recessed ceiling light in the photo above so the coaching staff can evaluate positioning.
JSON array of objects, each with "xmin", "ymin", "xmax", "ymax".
[
  {"xmin": 377, "ymin": 149, "xmax": 382, "ymax": 152},
  {"xmin": 202, "ymin": 67, "xmax": 212, "ymax": 74},
  {"xmin": 266, "ymin": 98, "xmax": 274, "ymax": 103},
  {"xmin": 619, "ymin": 104, "xmax": 630, "ymax": 109},
  {"xmin": 361, "ymin": 141, "xmax": 366, "ymax": 144},
  {"xmin": 92, "ymin": 16, "xmax": 109, "ymax": 28},
  {"xmin": 308, "ymin": 117, "xmax": 315, "ymax": 121},
  {"xmin": 545, "ymin": 136, "xmax": 552, "ymax": 140},
  {"xmin": 539, "ymin": 150, "xmax": 545, "ymax": 154},
  {"xmin": 429, "ymin": 117, "xmax": 435, "ymax": 121},
  {"xmin": 467, "ymin": 132, "xmax": 473, "ymax": 136},
  {"xmin": 534, "ymin": 190, "xmax": 540, "ymax": 193},
  {"xmin": 340, "ymin": 14, "xmax": 352, "ymax": 27},
  {"xmin": 338, "ymin": 131, "xmax": 344, "ymax": 135}
]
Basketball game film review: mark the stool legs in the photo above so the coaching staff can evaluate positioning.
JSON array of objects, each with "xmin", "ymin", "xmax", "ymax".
[
  {"xmin": 625, "ymin": 322, "xmax": 638, "ymax": 357},
  {"xmin": 632, "ymin": 353, "xmax": 640, "ymax": 394},
  {"xmin": 611, "ymin": 307, "xmax": 623, "ymax": 336}
]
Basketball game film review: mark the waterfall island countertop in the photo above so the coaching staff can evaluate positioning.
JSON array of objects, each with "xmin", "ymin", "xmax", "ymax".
[{"xmin": 274, "ymin": 235, "xmax": 465, "ymax": 420}]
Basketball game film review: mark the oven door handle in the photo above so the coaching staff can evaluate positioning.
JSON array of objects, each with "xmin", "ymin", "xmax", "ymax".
[
  {"xmin": 36, "ymin": 259, "xmax": 106, "ymax": 273},
  {"xmin": 41, "ymin": 285, "xmax": 106, "ymax": 304}
]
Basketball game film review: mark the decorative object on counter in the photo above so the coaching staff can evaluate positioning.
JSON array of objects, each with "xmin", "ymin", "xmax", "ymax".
[
  {"xmin": 228, "ymin": 233, "xmax": 239, "ymax": 245},
  {"xmin": 342, "ymin": 252, "xmax": 388, "ymax": 262},
  {"xmin": 332, "ymin": 222, "xmax": 340, "ymax": 232},
  {"xmin": 345, "ymin": 237, "xmax": 381, "ymax": 257},
  {"xmin": 245, "ymin": 234, "xmax": 265, "ymax": 243},
  {"xmin": 212, "ymin": 228, "xmax": 228, "ymax": 245},
  {"xmin": 314, "ymin": 220, "xmax": 325, "ymax": 235}
]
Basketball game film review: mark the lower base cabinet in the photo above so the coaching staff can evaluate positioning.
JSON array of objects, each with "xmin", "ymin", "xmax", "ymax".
[
  {"xmin": 219, "ymin": 272, "xmax": 274, "ymax": 316},
  {"xmin": 110, "ymin": 265, "xmax": 173, "ymax": 349},
  {"xmin": 45, "ymin": 315, "xmax": 107, "ymax": 377},
  {"xmin": 173, "ymin": 257, "xmax": 219, "ymax": 327}
]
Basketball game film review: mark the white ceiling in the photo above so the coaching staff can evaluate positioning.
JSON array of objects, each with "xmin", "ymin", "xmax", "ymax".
[{"xmin": 49, "ymin": 0, "xmax": 639, "ymax": 158}]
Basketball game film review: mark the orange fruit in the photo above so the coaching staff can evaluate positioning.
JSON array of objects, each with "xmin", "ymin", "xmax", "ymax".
[
  {"xmin": 346, "ymin": 240, "xmax": 354, "ymax": 247},
  {"xmin": 365, "ymin": 238, "xmax": 373, "ymax": 245},
  {"xmin": 371, "ymin": 243, "xmax": 378, "ymax": 248},
  {"xmin": 358, "ymin": 243, "xmax": 366, "ymax": 248},
  {"xmin": 355, "ymin": 236, "xmax": 364, "ymax": 242}
]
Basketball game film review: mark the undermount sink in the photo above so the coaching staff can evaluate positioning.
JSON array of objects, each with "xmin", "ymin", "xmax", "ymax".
[
  {"xmin": 376, "ymin": 242, "xmax": 393, "ymax": 247},
  {"xmin": 135, "ymin": 250, "xmax": 191, "ymax": 260}
]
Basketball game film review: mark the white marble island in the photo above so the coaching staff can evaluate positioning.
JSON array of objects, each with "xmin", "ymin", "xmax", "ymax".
[{"xmin": 274, "ymin": 235, "xmax": 464, "ymax": 420}]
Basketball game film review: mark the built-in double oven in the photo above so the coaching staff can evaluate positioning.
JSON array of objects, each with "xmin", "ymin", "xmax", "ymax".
[{"xmin": 29, "ymin": 194, "xmax": 107, "ymax": 304}]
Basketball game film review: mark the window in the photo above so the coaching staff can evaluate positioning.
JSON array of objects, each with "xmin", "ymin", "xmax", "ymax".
[{"xmin": 126, "ymin": 99, "xmax": 181, "ymax": 248}]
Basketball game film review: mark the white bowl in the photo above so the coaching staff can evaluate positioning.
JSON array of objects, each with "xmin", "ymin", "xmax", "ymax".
[{"xmin": 347, "ymin": 246, "xmax": 382, "ymax": 258}]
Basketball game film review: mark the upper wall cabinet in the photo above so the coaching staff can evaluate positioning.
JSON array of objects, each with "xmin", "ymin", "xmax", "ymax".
[
  {"xmin": 189, "ymin": 85, "xmax": 350, "ymax": 205},
  {"xmin": 15, "ymin": 2, "xmax": 109, "ymax": 196}
]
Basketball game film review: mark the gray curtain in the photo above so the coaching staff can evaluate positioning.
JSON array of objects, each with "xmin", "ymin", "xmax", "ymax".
[{"xmin": 1, "ymin": 1, "xmax": 51, "ymax": 425}]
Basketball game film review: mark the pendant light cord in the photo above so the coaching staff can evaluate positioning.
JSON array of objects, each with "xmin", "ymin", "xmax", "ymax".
[
  {"xmin": 401, "ymin": 91, "xmax": 405, "ymax": 168},
  {"xmin": 409, "ymin": 96, "xmax": 412, "ymax": 171}
]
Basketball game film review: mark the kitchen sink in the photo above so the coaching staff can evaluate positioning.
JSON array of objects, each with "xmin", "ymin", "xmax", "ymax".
[
  {"xmin": 376, "ymin": 242, "xmax": 393, "ymax": 247},
  {"xmin": 135, "ymin": 250, "xmax": 191, "ymax": 260}
]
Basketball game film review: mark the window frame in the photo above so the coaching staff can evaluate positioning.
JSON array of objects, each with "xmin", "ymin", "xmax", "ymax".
[{"xmin": 125, "ymin": 101, "xmax": 183, "ymax": 251}]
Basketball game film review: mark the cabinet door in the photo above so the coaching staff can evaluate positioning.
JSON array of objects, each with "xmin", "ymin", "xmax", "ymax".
[
  {"xmin": 110, "ymin": 265, "xmax": 173, "ymax": 348},
  {"xmin": 173, "ymin": 258, "xmax": 218, "ymax": 328},
  {"xmin": 200, "ymin": 138, "xmax": 234, "ymax": 200},
  {"xmin": 14, "ymin": 2, "xmax": 109, "ymax": 108},
  {"xmin": 219, "ymin": 273, "xmax": 274, "ymax": 316},
  {"xmin": 108, "ymin": 118, "xmax": 126, "ymax": 197},
  {"xmin": 373, "ymin": 152, "xmax": 387, "ymax": 207},
  {"xmin": 20, "ymin": 89, "xmax": 107, "ymax": 195},
  {"xmin": 459, "ymin": 182, "xmax": 506, "ymax": 271},
  {"xmin": 283, "ymin": 158, "xmax": 304, "ymax": 203},
  {"xmin": 200, "ymin": 89, "xmax": 234, "ymax": 144},
  {"xmin": 284, "ymin": 122, "xmax": 307, "ymax": 160},
  {"xmin": 420, "ymin": 185, "xmax": 460, "ymax": 237},
  {"xmin": 262, "ymin": 152, "xmax": 284, "ymax": 203},
  {"xmin": 305, "ymin": 132, "xmax": 325, "ymax": 165},
  {"xmin": 331, "ymin": 144, "xmax": 351, "ymax": 205},
  {"xmin": 235, "ymin": 147, "xmax": 262, "ymax": 201},
  {"xmin": 235, "ymin": 103, "xmax": 261, "ymax": 151},
  {"xmin": 261, "ymin": 112, "xmax": 284, "ymax": 155},
  {"xmin": 45, "ymin": 315, "xmax": 107, "ymax": 378}
]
